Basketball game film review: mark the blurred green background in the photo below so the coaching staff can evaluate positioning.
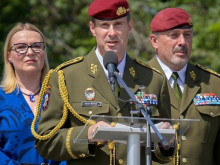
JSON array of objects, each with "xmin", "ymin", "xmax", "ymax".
[{"xmin": 1, "ymin": 0, "xmax": 220, "ymax": 75}]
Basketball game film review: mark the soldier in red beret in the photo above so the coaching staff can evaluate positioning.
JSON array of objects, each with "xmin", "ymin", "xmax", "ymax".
[
  {"xmin": 147, "ymin": 7, "xmax": 220, "ymax": 165},
  {"xmin": 34, "ymin": 0, "xmax": 174, "ymax": 165}
]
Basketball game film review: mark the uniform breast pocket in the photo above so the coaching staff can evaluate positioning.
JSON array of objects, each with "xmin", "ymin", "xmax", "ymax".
[
  {"xmin": 71, "ymin": 102, "xmax": 110, "ymax": 119},
  {"xmin": 150, "ymin": 106, "xmax": 160, "ymax": 117},
  {"xmin": 196, "ymin": 105, "xmax": 220, "ymax": 143}
]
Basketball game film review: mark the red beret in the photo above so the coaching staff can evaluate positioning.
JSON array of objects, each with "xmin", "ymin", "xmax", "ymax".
[
  {"xmin": 88, "ymin": 0, "xmax": 129, "ymax": 20},
  {"xmin": 150, "ymin": 8, "xmax": 193, "ymax": 32}
]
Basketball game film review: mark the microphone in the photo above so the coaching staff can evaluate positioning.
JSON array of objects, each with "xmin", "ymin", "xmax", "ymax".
[{"xmin": 103, "ymin": 51, "xmax": 118, "ymax": 92}]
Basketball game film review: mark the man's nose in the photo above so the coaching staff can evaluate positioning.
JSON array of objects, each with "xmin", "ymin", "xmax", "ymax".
[
  {"xmin": 178, "ymin": 34, "xmax": 186, "ymax": 45},
  {"xmin": 108, "ymin": 25, "xmax": 117, "ymax": 36}
]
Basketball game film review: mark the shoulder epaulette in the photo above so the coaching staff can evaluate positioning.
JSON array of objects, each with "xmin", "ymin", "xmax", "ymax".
[
  {"xmin": 136, "ymin": 59, "xmax": 163, "ymax": 76},
  {"xmin": 54, "ymin": 57, "xmax": 84, "ymax": 72},
  {"xmin": 196, "ymin": 64, "xmax": 220, "ymax": 77}
]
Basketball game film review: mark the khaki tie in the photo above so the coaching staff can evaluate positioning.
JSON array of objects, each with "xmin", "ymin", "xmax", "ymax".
[
  {"xmin": 115, "ymin": 80, "xmax": 120, "ymax": 97},
  {"xmin": 115, "ymin": 71, "xmax": 121, "ymax": 97},
  {"xmin": 171, "ymin": 72, "xmax": 182, "ymax": 102}
]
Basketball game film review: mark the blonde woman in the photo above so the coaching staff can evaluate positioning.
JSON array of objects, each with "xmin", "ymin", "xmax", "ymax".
[{"xmin": 0, "ymin": 23, "xmax": 60, "ymax": 165}]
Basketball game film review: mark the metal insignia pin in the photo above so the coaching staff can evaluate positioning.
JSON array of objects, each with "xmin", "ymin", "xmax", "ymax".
[
  {"xmin": 190, "ymin": 71, "xmax": 196, "ymax": 80},
  {"xmin": 91, "ymin": 64, "xmax": 97, "ymax": 74},
  {"xmin": 85, "ymin": 88, "xmax": 96, "ymax": 101},
  {"xmin": 129, "ymin": 67, "xmax": 135, "ymax": 78}
]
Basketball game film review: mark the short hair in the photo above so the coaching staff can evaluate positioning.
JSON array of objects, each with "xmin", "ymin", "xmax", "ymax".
[{"xmin": 0, "ymin": 23, "xmax": 49, "ymax": 93}]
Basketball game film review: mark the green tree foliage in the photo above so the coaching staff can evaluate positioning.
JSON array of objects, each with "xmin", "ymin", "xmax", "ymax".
[{"xmin": 0, "ymin": 0, "xmax": 219, "ymax": 76}]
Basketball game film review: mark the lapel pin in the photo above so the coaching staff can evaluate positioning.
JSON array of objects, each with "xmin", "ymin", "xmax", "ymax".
[
  {"xmin": 190, "ymin": 71, "xmax": 196, "ymax": 80},
  {"xmin": 129, "ymin": 67, "xmax": 135, "ymax": 78},
  {"xmin": 91, "ymin": 64, "xmax": 97, "ymax": 74}
]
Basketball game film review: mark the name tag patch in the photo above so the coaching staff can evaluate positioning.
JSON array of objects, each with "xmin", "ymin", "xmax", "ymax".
[{"xmin": 81, "ymin": 101, "xmax": 102, "ymax": 107}]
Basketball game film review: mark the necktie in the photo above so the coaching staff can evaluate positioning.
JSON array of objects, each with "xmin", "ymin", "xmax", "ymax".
[
  {"xmin": 171, "ymin": 72, "xmax": 182, "ymax": 102},
  {"xmin": 114, "ymin": 71, "xmax": 121, "ymax": 97},
  {"xmin": 114, "ymin": 80, "xmax": 120, "ymax": 97}
]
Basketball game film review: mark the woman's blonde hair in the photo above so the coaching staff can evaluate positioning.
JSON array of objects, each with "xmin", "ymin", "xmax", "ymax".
[{"xmin": 0, "ymin": 22, "xmax": 49, "ymax": 93}]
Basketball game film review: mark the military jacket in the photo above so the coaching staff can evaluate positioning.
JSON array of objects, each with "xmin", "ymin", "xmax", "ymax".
[
  {"xmin": 147, "ymin": 56, "xmax": 220, "ymax": 165},
  {"xmin": 35, "ymin": 49, "xmax": 171, "ymax": 165}
]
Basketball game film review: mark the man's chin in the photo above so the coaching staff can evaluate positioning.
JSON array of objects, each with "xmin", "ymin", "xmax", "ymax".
[{"xmin": 105, "ymin": 49, "xmax": 118, "ymax": 54}]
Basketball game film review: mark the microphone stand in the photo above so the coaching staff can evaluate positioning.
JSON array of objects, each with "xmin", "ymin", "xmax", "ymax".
[{"xmin": 114, "ymin": 71, "xmax": 169, "ymax": 165}]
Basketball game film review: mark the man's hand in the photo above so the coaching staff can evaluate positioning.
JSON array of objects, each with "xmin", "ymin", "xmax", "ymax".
[
  {"xmin": 88, "ymin": 121, "xmax": 111, "ymax": 143},
  {"xmin": 160, "ymin": 122, "xmax": 175, "ymax": 147}
]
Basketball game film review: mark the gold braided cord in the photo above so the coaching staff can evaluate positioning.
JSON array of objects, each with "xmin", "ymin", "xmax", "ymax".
[
  {"xmin": 66, "ymin": 127, "xmax": 78, "ymax": 159},
  {"xmin": 173, "ymin": 123, "xmax": 180, "ymax": 165},
  {"xmin": 54, "ymin": 57, "xmax": 83, "ymax": 72},
  {"xmin": 57, "ymin": 70, "xmax": 96, "ymax": 126},
  {"xmin": 32, "ymin": 65, "xmax": 117, "ymax": 164},
  {"xmin": 113, "ymin": 145, "xmax": 116, "ymax": 165},
  {"xmin": 108, "ymin": 122, "xmax": 117, "ymax": 165},
  {"xmin": 31, "ymin": 69, "xmax": 68, "ymax": 140},
  {"xmin": 108, "ymin": 141, "xmax": 116, "ymax": 165}
]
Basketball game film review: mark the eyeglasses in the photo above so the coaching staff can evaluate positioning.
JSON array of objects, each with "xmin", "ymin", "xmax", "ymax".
[{"xmin": 10, "ymin": 42, "xmax": 45, "ymax": 55}]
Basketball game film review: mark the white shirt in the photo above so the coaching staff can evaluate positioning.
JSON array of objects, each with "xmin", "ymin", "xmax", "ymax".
[
  {"xmin": 156, "ymin": 55, "xmax": 187, "ymax": 93},
  {"xmin": 95, "ymin": 48, "xmax": 126, "ymax": 82}
]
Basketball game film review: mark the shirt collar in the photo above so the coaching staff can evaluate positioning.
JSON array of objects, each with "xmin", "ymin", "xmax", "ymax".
[
  {"xmin": 95, "ymin": 48, "xmax": 126, "ymax": 78},
  {"xmin": 156, "ymin": 55, "xmax": 187, "ymax": 83}
]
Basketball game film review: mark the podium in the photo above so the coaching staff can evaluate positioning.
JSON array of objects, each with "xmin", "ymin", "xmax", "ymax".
[{"xmin": 74, "ymin": 115, "xmax": 199, "ymax": 165}]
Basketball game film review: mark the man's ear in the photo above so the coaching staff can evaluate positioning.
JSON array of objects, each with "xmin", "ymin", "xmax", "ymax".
[
  {"xmin": 89, "ymin": 21, "xmax": 96, "ymax": 37},
  {"xmin": 128, "ymin": 20, "xmax": 133, "ymax": 33},
  {"xmin": 150, "ymin": 34, "xmax": 159, "ymax": 49}
]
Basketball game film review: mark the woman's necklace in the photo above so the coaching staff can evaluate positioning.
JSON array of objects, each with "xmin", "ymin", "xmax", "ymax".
[{"xmin": 21, "ymin": 88, "xmax": 41, "ymax": 102}]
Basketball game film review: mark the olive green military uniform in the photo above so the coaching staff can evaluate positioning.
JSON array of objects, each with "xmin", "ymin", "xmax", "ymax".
[
  {"xmin": 147, "ymin": 56, "xmax": 220, "ymax": 165},
  {"xmin": 35, "ymin": 48, "xmax": 172, "ymax": 165}
]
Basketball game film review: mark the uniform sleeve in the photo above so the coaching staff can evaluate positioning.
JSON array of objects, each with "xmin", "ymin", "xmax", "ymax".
[
  {"xmin": 214, "ymin": 126, "xmax": 220, "ymax": 164},
  {"xmin": 35, "ymin": 71, "xmax": 93, "ymax": 161}
]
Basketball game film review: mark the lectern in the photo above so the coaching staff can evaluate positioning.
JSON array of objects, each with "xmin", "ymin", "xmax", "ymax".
[{"xmin": 73, "ymin": 115, "xmax": 199, "ymax": 165}]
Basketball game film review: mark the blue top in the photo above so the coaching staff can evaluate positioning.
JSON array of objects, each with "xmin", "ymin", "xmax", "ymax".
[{"xmin": 0, "ymin": 87, "xmax": 61, "ymax": 165}]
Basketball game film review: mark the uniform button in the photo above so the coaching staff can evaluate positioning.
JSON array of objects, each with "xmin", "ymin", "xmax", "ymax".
[
  {"xmin": 179, "ymin": 115, "xmax": 184, "ymax": 119},
  {"xmin": 88, "ymin": 111, "xmax": 92, "ymax": 115},
  {"xmin": 118, "ymin": 159, "xmax": 124, "ymax": 165},
  {"xmin": 210, "ymin": 112, "xmax": 214, "ymax": 116},
  {"xmin": 79, "ymin": 153, "xmax": 86, "ymax": 158},
  {"xmin": 182, "ymin": 157, "xmax": 187, "ymax": 163},
  {"xmin": 181, "ymin": 136, "xmax": 186, "ymax": 141},
  {"xmin": 117, "ymin": 113, "xmax": 122, "ymax": 117}
]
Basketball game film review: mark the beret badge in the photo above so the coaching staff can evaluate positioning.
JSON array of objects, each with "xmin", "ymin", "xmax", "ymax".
[
  {"xmin": 116, "ymin": 6, "xmax": 128, "ymax": 16},
  {"xmin": 188, "ymin": 17, "xmax": 193, "ymax": 25}
]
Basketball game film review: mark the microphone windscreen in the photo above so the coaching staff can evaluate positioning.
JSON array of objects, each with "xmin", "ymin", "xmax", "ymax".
[{"xmin": 103, "ymin": 51, "xmax": 118, "ymax": 69}]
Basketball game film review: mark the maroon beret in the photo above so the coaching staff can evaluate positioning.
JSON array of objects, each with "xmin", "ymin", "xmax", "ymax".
[
  {"xmin": 88, "ymin": 0, "xmax": 129, "ymax": 20},
  {"xmin": 150, "ymin": 8, "xmax": 193, "ymax": 32}
]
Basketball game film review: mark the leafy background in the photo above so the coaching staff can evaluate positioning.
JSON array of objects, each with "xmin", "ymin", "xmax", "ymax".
[{"xmin": 0, "ymin": 0, "xmax": 220, "ymax": 76}]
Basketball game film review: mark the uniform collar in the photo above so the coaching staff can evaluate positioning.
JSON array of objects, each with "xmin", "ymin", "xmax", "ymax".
[
  {"xmin": 95, "ymin": 47, "xmax": 126, "ymax": 79},
  {"xmin": 156, "ymin": 55, "xmax": 187, "ymax": 84}
]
